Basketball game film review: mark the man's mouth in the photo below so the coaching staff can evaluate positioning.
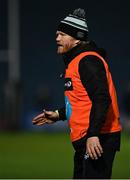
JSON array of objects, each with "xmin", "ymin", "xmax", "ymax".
[{"xmin": 57, "ymin": 44, "xmax": 62, "ymax": 47}]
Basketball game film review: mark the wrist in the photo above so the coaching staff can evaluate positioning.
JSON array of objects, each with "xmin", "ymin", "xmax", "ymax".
[{"xmin": 54, "ymin": 110, "xmax": 59, "ymax": 119}]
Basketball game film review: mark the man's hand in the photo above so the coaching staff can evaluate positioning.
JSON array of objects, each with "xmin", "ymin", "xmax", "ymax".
[
  {"xmin": 86, "ymin": 136, "xmax": 103, "ymax": 160},
  {"xmin": 32, "ymin": 110, "xmax": 59, "ymax": 126}
]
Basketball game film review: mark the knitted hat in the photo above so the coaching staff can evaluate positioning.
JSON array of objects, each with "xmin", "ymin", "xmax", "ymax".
[{"xmin": 57, "ymin": 8, "xmax": 89, "ymax": 41}]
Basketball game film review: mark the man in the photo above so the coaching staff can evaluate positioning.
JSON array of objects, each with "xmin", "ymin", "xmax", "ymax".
[{"xmin": 32, "ymin": 8, "xmax": 122, "ymax": 179}]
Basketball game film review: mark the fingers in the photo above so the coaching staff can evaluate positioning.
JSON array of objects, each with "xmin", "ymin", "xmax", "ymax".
[
  {"xmin": 32, "ymin": 113, "xmax": 45, "ymax": 122},
  {"xmin": 86, "ymin": 137, "xmax": 103, "ymax": 160},
  {"xmin": 87, "ymin": 144, "xmax": 103, "ymax": 160},
  {"xmin": 32, "ymin": 112, "xmax": 46, "ymax": 125},
  {"xmin": 32, "ymin": 110, "xmax": 57, "ymax": 126},
  {"xmin": 32, "ymin": 117, "xmax": 46, "ymax": 125},
  {"xmin": 32, "ymin": 112, "xmax": 55, "ymax": 126},
  {"xmin": 35, "ymin": 119, "xmax": 46, "ymax": 126}
]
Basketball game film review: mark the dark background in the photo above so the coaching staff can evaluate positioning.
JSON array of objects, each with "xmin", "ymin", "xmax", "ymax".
[
  {"xmin": 0, "ymin": 0, "xmax": 130, "ymax": 130},
  {"xmin": 0, "ymin": 0, "xmax": 130, "ymax": 179}
]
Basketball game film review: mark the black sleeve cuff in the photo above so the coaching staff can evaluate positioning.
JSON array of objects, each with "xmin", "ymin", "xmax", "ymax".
[{"xmin": 58, "ymin": 107, "xmax": 66, "ymax": 120}]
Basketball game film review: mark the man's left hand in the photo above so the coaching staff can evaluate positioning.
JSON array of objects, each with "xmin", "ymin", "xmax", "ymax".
[{"xmin": 86, "ymin": 136, "xmax": 103, "ymax": 160}]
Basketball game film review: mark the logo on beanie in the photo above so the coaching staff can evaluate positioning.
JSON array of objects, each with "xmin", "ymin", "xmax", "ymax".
[{"xmin": 77, "ymin": 31, "xmax": 84, "ymax": 39}]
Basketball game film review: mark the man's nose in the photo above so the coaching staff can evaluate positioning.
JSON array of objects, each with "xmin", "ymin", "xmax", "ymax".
[{"xmin": 56, "ymin": 34, "xmax": 61, "ymax": 41}]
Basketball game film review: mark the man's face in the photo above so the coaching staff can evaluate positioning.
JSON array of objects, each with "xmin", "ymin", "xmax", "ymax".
[{"xmin": 56, "ymin": 31, "xmax": 79, "ymax": 54}]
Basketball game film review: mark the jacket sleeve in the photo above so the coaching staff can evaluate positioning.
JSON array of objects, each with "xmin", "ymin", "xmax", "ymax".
[
  {"xmin": 58, "ymin": 107, "xmax": 66, "ymax": 120},
  {"xmin": 79, "ymin": 55, "xmax": 111, "ymax": 137}
]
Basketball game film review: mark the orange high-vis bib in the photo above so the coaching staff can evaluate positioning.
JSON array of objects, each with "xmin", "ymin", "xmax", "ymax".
[{"xmin": 65, "ymin": 51, "xmax": 121, "ymax": 142}]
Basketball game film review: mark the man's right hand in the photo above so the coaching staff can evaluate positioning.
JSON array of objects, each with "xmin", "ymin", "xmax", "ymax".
[{"xmin": 32, "ymin": 110, "xmax": 59, "ymax": 126}]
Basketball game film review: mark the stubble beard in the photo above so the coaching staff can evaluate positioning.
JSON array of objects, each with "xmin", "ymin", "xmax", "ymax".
[{"xmin": 57, "ymin": 46, "xmax": 64, "ymax": 54}]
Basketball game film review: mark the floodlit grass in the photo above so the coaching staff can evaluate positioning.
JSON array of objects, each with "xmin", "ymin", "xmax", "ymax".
[
  {"xmin": 0, "ymin": 131, "xmax": 73, "ymax": 179},
  {"xmin": 112, "ymin": 131, "xmax": 130, "ymax": 179},
  {"xmin": 0, "ymin": 131, "xmax": 129, "ymax": 179}
]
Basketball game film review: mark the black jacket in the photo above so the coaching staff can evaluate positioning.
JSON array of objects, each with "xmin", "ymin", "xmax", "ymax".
[{"xmin": 58, "ymin": 41, "xmax": 120, "ymax": 149}]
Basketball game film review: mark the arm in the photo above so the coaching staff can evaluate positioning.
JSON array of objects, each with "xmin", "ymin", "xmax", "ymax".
[
  {"xmin": 32, "ymin": 110, "xmax": 59, "ymax": 126},
  {"xmin": 32, "ymin": 107, "xmax": 66, "ymax": 126},
  {"xmin": 79, "ymin": 55, "xmax": 111, "ymax": 159},
  {"xmin": 58, "ymin": 107, "xmax": 66, "ymax": 120}
]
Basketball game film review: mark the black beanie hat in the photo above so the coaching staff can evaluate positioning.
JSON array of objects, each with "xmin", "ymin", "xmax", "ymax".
[{"xmin": 57, "ymin": 8, "xmax": 89, "ymax": 41}]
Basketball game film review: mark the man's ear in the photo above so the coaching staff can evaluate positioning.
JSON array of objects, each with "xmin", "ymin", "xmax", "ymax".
[{"xmin": 75, "ymin": 40, "xmax": 81, "ymax": 45}]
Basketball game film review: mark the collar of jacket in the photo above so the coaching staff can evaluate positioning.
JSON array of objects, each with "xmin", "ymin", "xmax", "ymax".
[
  {"xmin": 62, "ymin": 40, "xmax": 107, "ymax": 68},
  {"xmin": 62, "ymin": 43, "xmax": 83, "ymax": 68},
  {"xmin": 63, "ymin": 41, "xmax": 106, "ymax": 68}
]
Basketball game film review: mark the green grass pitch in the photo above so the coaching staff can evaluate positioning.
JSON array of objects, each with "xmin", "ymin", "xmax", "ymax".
[{"xmin": 0, "ymin": 131, "xmax": 129, "ymax": 179}]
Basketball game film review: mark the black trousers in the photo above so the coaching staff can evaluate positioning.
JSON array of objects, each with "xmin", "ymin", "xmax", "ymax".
[
  {"xmin": 73, "ymin": 146, "xmax": 116, "ymax": 179},
  {"xmin": 72, "ymin": 132, "xmax": 121, "ymax": 179}
]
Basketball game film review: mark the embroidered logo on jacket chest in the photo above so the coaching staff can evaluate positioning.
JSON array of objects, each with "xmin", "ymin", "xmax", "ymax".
[{"xmin": 64, "ymin": 78, "xmax": 73, "ymax": 91}]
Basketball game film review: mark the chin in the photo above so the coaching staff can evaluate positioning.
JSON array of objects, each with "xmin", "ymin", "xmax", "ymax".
[{"xmin": 57, "ymin": 50, "xmax": 64, "ymax": 54}]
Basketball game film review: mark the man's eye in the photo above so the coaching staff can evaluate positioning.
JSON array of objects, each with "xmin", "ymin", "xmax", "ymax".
[{"xmin": 62, "ymin": 33, "xmax": 66, "ymax": 36}]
